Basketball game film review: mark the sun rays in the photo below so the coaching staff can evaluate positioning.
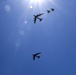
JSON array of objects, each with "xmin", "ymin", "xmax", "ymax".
[
  {"xmin": 30, "ymin": 0, "xmax": 44, "ymax": 4},
  {"xmin": 20, "ymin": 0, "xmax": 59, "ymax": 24},
  {"xmin": 23, "ymin": 0, "xmax": 58, "ymax": 13}
]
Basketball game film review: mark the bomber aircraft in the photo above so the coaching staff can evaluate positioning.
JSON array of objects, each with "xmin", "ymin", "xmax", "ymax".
[
  {"xmin": 33, "ymin": 13, "xmax": 44, "ymax": 24},
  {"xmin": 32, "ymin": 52, "xmax": 41, "ymax": 60}
]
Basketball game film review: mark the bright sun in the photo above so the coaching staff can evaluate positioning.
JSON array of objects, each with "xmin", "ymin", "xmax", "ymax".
[
  {"xmin": 24, "ymin": 0, "xmax": 58, "ymax": 9},
  {"xmin": 23, "ymin": 0, "xmax": 58, "ymax": 18},
  {"xmin": 29, "ymin": 0, "xmax": 45, "ymax": 9},
  {"xmin": 30, "ymin": 0, "xmax": 43, "ymax": 4}
]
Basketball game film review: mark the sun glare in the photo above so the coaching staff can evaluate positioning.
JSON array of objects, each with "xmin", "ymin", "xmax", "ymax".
[
  {"xmin": 30, "ymin": 0, "xmax": 43, "ymax": 4},
  {"xmin": 22, "ymin": 0, "xmax": 58, "ymax": 20},
  {"xmin": 29, "ymin": 0, "xmax": 46, "ymax": 10}
]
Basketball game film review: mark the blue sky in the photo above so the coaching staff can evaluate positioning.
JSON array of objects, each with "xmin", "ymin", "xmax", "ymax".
[{"xmin": 0, "ymin": 0, "xmax": 76, "ymax": 75}]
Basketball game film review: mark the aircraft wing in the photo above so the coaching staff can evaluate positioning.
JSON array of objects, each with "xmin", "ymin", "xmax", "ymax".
[
  {"xmin": 33, "ymin": 55, "xmax": 35, "ymax": 60},
  {"xmin": 35, "ymin": 52, "xmax": 41, "ymax": 55},
  {"xmin": 37, "ymin": 13, "xmax": 44, "ymax": 16},
  {"xmin": 34, "ymin": 17, "xmax": 36, "ymax": 24}
]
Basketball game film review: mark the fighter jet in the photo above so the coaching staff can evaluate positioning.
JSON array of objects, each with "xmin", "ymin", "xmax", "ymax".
[
  {"xmin": 33, "ymin": 13, "xmax": 44, "ymax": 24},
  {"xmin": 47, "ymin": 10, "xmax": 50, "ymax": 13},
  {"xmin": 32, "ymin": 52, "xmax": 41, "ymax": 60},
  {"xmin": 51, "ymin": 8, "xmax": 54, "ymax": 11}
]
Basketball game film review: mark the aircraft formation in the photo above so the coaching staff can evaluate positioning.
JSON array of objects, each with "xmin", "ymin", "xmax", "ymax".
[
  {"xmin": 33, "ymin": 8, "xmax": 54, "ymax": 24},
  {"xmin": 47, "ymin": 8, "xmax": 54, "ymax": 13},
  {"xmin": 32, "ymin": 8, "xmax": 54, "ymax": 60}
]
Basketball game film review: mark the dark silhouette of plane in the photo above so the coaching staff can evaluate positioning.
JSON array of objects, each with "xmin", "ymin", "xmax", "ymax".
[
  {"xmin": 32, "ymin": 52, "xmax": 41, "ymax": 60},
  {"xmin": 47, "ymin": 10, "xmax": 50, "ymax": 13},
  {"xmin": 47, "ymin": 8, "xmax": 54, "ymax": 13},
  {"xmin": 38, "ymin": 18, "xmax": 43, "ymax": 21},
  {"xmin": 51, "ymin": 8, "xmax": 54, "ymax": 11},
  {"xmin": 33, "ymin": 13, "xmax": 44, "ymax": 24}
]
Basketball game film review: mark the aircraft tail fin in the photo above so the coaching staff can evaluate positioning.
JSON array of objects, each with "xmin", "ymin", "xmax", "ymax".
[
  {"xmin": 39, "ymin": 18, "xmax": 43, "ymax": 21},
  {"xmin": 38, "ymin": 56, "xmax": 40, "ymax": 58}
]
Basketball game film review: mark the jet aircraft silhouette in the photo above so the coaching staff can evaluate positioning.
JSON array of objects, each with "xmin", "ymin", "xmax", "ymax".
[
  {"xmin": 47, "ymin": 8, "xmax": 54, "ymax": 13},
  {"xmin": 47, "ymin": 10, "xmax": 50, "ymax": 13},
  {"xmin": 38, "ymin": 18, "xmax": 43, "ymax": 21},
  {"xmin": 33, "ymin": 13, "xmax": 44, "ymax": 24},
  {"xmin": 51, "ymin": 8, "xmax": 54, "ymax": 11},
  {"xmin": 32, "ymin": 52, "xmax": 41, "ymax": 60}
]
